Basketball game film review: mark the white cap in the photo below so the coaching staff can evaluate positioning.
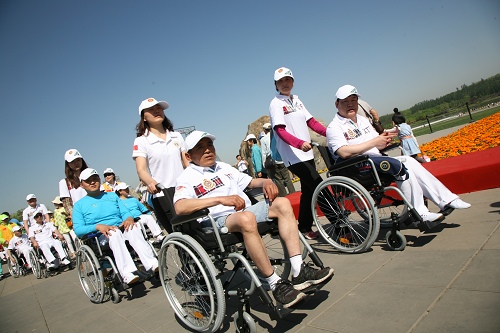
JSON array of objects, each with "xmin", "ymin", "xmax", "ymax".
[
  {"xmin": 115, "ymin": 183, "xmax": 129, "ymax": 191},
  {"xmin": 244, "ymin": 134, "xmax": 257, "ymax": 141},
  {"xmin": 274, "ymin": 67, "xmax": 294, "ymax": 81},
  {"xmin": 185, "ymin": 130, "xmax": 216, "ymax": 150},
  {"xmin": 138, "ymin": 97, "xmax": 169, "ymax": 115},
  {"xmin": 335, "ymin": 84, "xmax": 360, "ymax": 99},
  {"xmin": 12, "ymin": 226, "xmax": 21, "ymax": 232},
  {"xmin": 103, "ymin": 168, "xmax": 114, "ymax": 175},
  {"xmin": 52, "ymin": 196, "xmax": 63, "ymax": 204},
  {"xmin": 64, "ymin": 149, "xmax": 83, "ymax": 162},
  {"xmin": 263, "ymin": 123, "xmax": 271, "ymax": 130},
  {"xmin": 26, "ymin": 194, "xmax": 36, "ymax": 201},
  {"xmin": 79, "ymin": 168, "xmax": 98, "ymax": 181}
]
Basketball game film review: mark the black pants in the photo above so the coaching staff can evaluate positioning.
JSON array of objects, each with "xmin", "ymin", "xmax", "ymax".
[
  {"xmin": 151, "ymin": 186, "xmax": 176, "ymax": 234},
  {"xmin": 287, "ymin": 159, "xmax": 324, "ymax": 233}
]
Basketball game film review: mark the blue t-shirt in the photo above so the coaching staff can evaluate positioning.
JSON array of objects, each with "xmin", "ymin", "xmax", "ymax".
[
  {"xmin": 251, "ymin": 144, "xmax": 263, "ymax": 173},
  {"xmin": 120, "ymin": 196, "xmax": 150, "ymax": 218},
  {"xmin": 73, "ymin": 192, "xmax": 133, "ymax": 238}
]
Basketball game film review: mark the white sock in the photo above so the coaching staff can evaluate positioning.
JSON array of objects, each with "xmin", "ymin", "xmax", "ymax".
[
  {"xmin": 266, "ymin": 272, "xmax": 281, "ymax": 291},
  {"xmin": 290, "ymin": 255, "xmax": 303, "ymax": 278}
]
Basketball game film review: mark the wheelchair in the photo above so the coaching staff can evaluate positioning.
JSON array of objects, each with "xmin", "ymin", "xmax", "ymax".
[
  {"xmin": 75, "ymin": 223, "xmax": 158, "ymax": 304},
  {"xmin": 311, "ymin": 144, "xmax": 423, "ymax": 252},
  {"xmin": 156, "ymin": 185, "xmax": 331, "ymax": 333},
  {"xmin": 7, "ymin": 247, "xmax": 42, "ymax": 278}
]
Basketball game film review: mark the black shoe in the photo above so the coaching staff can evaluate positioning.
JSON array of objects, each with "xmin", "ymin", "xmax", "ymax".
[
  {"xmin": 272, "ymin": 279, "xmax": 306, "ymax": 308},
  {"xmin": 292, "ymin": 263, "xmax": 334, "ymax": 290}
]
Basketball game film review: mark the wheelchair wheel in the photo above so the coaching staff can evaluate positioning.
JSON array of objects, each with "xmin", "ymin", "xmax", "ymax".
[
  {"xmin": 7, "ymin": 258, "xmax": 20, "ymax": 278},
  {"xmin": 76, "ymin": 245, "xmax": 105, "ymax": 304},
  {"xmin": 312, "ymin": 176, "xmax": 379, "ymax": 253},
  {"xmin": 233, "ymin": 311, "xmax": 256, "ymax": 333},
  {"xmin": 385, "ymin": 230, "xmax": 407, "ymax": 251},
  {"xmin": 110, "ymin": 287, "xmax": 120, "ymax": 304},
  {"xmin": 159, "ymin": 233, "xmax": 225, "ymax": 333},
  {"xmin": 377, "ymin": 199, "xmax": 410, "ymax": 228},
  {"xmin": 29, "ymin": 249, "xmax": 42, "ymax": 279}
]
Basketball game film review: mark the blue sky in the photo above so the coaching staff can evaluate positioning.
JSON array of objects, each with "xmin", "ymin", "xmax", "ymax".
[{"xmin": 1, "ymin": 0, "xmax": 499, "ymax": 212}]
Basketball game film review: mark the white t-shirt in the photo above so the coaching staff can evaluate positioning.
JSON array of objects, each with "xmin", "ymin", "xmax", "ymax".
[
  {"xmin": 269, "ymin": 94, "xmax": 314, "ymax": 166},
  {"xmin": 22, "ymin": 204, "xmax": 49, "ymax": 227},
  {"xmin": 237, "ymin": 160, "xmax": 248, "ymax": 172},
  {"xmin": 8, "ymin": 234, "xmax": 31, "ymax": 251},
  {"xmin": 326, "ymin": 113, "xmax": 381, "ymax": 160},
  {"xmin": 174, "ymin": 162, "xmax": 252, "ymax": 219},
  {"xmin": 132, "ymin": 130, "xmax": 187, "ymax": 190},
  {"xmin": 28, "ymin": 222, "xmax": 57, "ymax": 243},
  {"xmin": 59, "ymin": 178, "xmax": 87, "ymax": 204}
]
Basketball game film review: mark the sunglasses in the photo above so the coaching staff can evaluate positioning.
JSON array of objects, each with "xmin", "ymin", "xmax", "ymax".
[{"xmin": 104, "ymin": 173, "xmax": 114, "ymax": 177}]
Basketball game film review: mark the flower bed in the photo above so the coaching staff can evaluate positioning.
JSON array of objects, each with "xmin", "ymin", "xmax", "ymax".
[{"xmin": 420, "ymin": 112, "xmax": 500, "ymax": 161}]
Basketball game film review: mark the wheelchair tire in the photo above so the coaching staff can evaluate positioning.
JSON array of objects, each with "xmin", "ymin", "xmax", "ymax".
[
  {"xmin": 7, "ymin": 258, "xmax": 20, "ymax": 278},
  {"xmin": 377, "ymin": 201, "xmax": 410, "ymax": 228},
  {"xmin": 385, "ymin": 230, "xmax": 407, "ymax": 251},
  {"xmin": 312, "ymin": 176, "xmax": 379, "ymax": 253},
  {"xmin": 233, "ymin": 311, "xmax": 256, "ymax": 333},
  {"xmin": 29, "ymin": 249, "xmax": 42, "ymax": 279},
  {"xmin": 110, "ymin": 287, "xmax": 121, "ymax": 304},
  {"xmin": 159, "ymin": 233, "xmax": 225, "ymax": 333},
  {"xmin": 76, "ymin": 245, "xmax": 105, "ymax": 304}
]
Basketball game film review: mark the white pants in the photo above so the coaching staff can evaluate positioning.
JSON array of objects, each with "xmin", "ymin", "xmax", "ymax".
[
  {"xmin": 14, "ymin": 246, "xmax": 33, "ymax": 267},
  {"xmin": 108, "ymin": 225, "xmax": 158, "ymax": 280},
  {"xmin": 38, "ymin": 239, "xmax": 66, "ymax": 264},
  {"xmin": 394, "ymin": 157, "xmax": 458, "ymax": 214},
  {"xmin": 138, "ymin": 214, "xmax": 163, "ymax": 237}
]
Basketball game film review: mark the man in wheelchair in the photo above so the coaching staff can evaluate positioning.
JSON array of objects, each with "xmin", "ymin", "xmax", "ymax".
[
  {"xmin": 326, "ymin": 85, "xmax": 471, "ymax": 229},
  {"xmin": 7, "ymin": 226, "xmax": 33, "ymax": 268},
  {"xmin": 29, "ymin": 212, "xmax": 71, "ymax": 269},
  {"xmin": 73, "ymin": 168, "xmax": 158, "ymax": 285},
  {"xmin": 173, "ymin": 131, "xmax": 334, "ymax": 308}
]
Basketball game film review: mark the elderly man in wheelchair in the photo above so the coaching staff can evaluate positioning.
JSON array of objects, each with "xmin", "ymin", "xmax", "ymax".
[
  {"xmin": 172, "ymin": 131, "xmax": 334, "ymax": 310},
  {"xmin": 325, "ymin": 85, "xmax": 471, "ymax": 230},
  {"xmin": 73, "ymin": 168, "xmax": 158, "ymax": 286}
]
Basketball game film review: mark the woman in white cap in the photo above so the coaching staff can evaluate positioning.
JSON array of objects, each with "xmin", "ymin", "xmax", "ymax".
[
  {"xmin": 132, "ymin": 98, "xmax": 189, "ymax": 233},
  {"xmin": 58, "ymin": 149, "xmax": 89, "ymax": 218},
  {"xmin": 269, "ymin": 67, "xmax": 327, "ymax": 240},
  {"xmin": 102, "ymin": 168, "xmax": 122, "ymax": 192}
]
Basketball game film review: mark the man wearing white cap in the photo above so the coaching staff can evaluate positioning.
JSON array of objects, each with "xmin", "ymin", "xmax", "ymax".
[
  {"xmin": 174, "ymin": 131, "xmax": 334, "ymax": 308},
  {"xmin": 22, "ymin": 194, "xmax": 50, "ymax": 234},
  {"xmin": 327, "ymin": 84, "xmax": 471, "ymax": 229},
  {"xmin": 73, "ymin": 168, "xmax": 158, "ymax": 284},
  {"xmin": 133, "ymin": 97, "xmax": 189, "ymax": 233},
  {"xmin": 7, "ymin": 226, "xmax": 33, "ymax": 269}
]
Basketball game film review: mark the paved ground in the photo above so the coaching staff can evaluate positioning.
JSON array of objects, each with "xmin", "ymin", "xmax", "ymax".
[{"xmin": 1, "ymin": 126, "xmax": 498, "ymax": 333}]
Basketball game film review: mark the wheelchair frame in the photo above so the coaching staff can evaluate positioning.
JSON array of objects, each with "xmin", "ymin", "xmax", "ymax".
[
  {"xmin": 312, "ymin": 144, "xmax": 423, "ymax": 252},
  {"xmin": 156, "ymin": 185, "xmax": 329, "ymax": 333},
  {"xmin": 7, "ymin": 247, "xmax": 41, "ymax": 278}
]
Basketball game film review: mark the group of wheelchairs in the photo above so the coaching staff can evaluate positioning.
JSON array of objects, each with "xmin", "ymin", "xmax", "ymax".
[
  {"xmin": 8, "ymin": 240, "xmax": 74, "ymax": 279},
  {"xmin": 74, "ymin": 146, "xmax": 430, "ymax": 332}
]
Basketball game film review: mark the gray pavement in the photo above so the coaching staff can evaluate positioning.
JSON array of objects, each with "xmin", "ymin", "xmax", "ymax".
[{"xmin": 1, "ymin": 126, "xmax": 498, "ymax": 333}]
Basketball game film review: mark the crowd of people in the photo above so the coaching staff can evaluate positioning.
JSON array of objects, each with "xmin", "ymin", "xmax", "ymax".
[{"xmin": 1, "ymin": 68, "xmax": 471, "ymax": 310}]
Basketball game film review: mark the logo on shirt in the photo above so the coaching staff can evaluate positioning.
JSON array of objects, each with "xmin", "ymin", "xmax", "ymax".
[
  {"xmin": 282, "ymin": 105, "xmax": 295, "ymax": 115},
  {"xmin": 133, "ymin": 145, "xmax": 138, "ymax": 150},
  {"xmin": 343, "ymin": 128, "xmax": 362, "ymax": 141},
  {"xmin": 193, "ymin": 176, "xmax": 225, "ymax": 198}
]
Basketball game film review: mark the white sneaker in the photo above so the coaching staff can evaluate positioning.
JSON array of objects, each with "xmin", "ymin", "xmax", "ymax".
[
  {"xmin": 156, "ymin": 234, "xmax": 165, "ymax": 242},
  {"xmin": 421, "ymin": 212, "xmax": 444, "ymax": 222},
  {"xmin": 46, "ymin": 262, "xmax": 56, "ymax": 269},
  {"xmin": 61, "ymin": 258, "xmax": 71, "ymax": 266},
  {"xmin": 447, "ymin": 198, "xmax": 471, "ymax": 209}
]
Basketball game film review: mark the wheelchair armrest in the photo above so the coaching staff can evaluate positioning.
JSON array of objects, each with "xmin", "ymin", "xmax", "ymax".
[
  {"xmin": 170, "ymin": 208, "xmax": 210, "ymax": 226},
  {"xmin": 330, "ymin": 155, "xmax": 370, "ymax": 171},
  {"xmin": 380, "ymin": 142, "xmax": 399, "ymax": 155}
]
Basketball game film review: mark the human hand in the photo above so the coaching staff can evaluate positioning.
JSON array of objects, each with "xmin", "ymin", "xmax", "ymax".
[
  {"xmin": 301, "ymin": 142, "xmax": 312, "ymax": 152},
  {"xmin": 147, "ymin": 181, "xmax": 159, "ymax": 194},
  {"xmin": 374, "ymin": 132, "xmax": 396, "ymax": 150},
  {"xmin": 219, "ymin": 195, "xmax": 246, "ymax": 211},
  {"xmin": 96, "ymin": 224, "xmax": 118, "ymax": 237},
  {"xmin": 120, "ymin": 218, "xmax": 136, "ymax": 231},
  {"xmin": 369, "ymin": 109, "xmax": 380, "ymax": 120},
  {"xmin": 262, "ymin": 179, "xmax": 278, "ymax": 202}
]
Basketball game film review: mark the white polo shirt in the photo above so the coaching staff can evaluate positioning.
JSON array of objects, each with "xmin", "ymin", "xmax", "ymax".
[
  {"xmin": 269, "ymin": 94, "xmax": 314, "ymax": 166},
  {"xmin": 174, "ymin": 162, "xmax": 253, "ymax": 219},
  {"xmin": 22, "ymin": 204, "xmax": 49, "ymax": 227},
  {"xmin": 28, "ymin": 222, "xmax": 57, "ymax": 243},
  {"xmin": 132, "ymin": 130, "xmax": 187, "ymax": 189},
  {"xmin": 59, "ymin": 179, "xmax": 87, "ymax": 204},
  {"xmin": 326, "ymin": 112, "xmax": 381, "ymax": 160},
  {"xmin": 8, "ymin": 234, "xmax": 31, "ymax": 251}
]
